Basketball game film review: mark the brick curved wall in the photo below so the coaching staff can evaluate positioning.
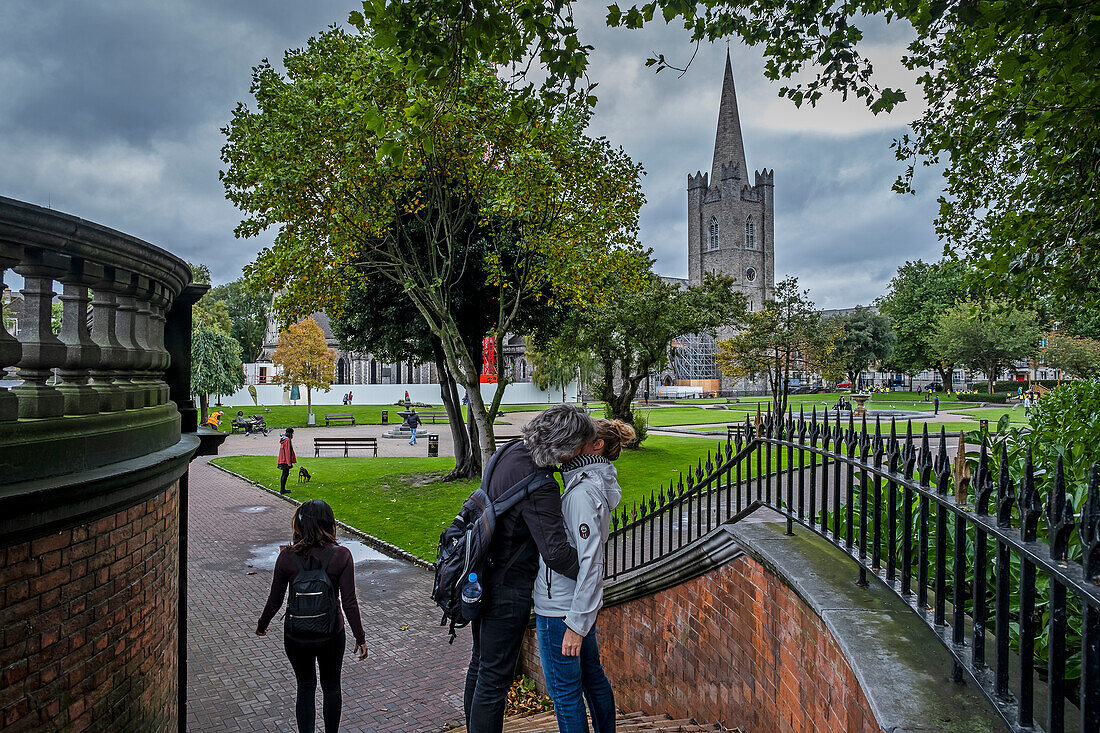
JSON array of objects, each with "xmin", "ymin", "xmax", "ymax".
[
  {"xmin": 521, "ymin": 553, "xmax": 879, "ymax": 732},
  {"xmin": 0, "ymin": 482, "xmax": 179, "ymax": 732}
]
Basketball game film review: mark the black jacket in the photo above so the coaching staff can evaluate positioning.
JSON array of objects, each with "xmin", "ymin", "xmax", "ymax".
[{"xmin": 484, "ymin": 441, "xmax": 580, "ymax": 591}]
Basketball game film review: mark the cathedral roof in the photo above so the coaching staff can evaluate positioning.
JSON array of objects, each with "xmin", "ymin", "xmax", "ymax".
[{"xmin": 711, "ymin": 50, "xmax": 750, "ymax": 184}]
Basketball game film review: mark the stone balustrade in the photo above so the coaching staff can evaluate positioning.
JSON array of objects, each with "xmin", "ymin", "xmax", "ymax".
[{"xmin": 0, "ymin": 195, "xmax": 194, "ymax": 484}]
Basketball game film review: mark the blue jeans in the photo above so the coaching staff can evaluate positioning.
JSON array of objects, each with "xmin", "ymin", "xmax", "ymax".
[
  {"xmin": 535, "ymin": 615, "xmax": 615, "ymax": 733},
  {"xmin": 409, "ymin": 426, "xmax": 417, "ymax": 444}
]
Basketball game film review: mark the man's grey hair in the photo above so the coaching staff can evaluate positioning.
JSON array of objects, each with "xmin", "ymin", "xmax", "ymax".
[{"xmin": 521, "ymin": 404, "xmax": 596, "ymax": 467}]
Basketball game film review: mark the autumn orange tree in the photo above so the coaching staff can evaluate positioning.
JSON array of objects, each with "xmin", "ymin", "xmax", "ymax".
[
  {"xmin": 271, "ymin": 317, "xmax": 337, "ymax": 419},
  {"xmin": 221, "ymin": 28, "xmax": 645, "ymax": 472}
]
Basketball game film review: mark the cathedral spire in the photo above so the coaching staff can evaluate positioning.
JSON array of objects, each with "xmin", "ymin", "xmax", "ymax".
[{"xmin": 711, "ymin": 50, "xmax": 749, "ymax": 183}]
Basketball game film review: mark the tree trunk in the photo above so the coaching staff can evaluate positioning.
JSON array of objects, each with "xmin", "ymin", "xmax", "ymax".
[
  {"xmin": 306, "ymin": 386, "xmax": 312, "ymax": 417},
  {"xmin": 199, "ymin": 393, "xmax": 209, "ymax": 424},
  {"xmin": 937, "ymin": 364, "xmax": 954, "ymax": 392},
  {"xmin": 434, "ymin": 338, "xmax": 478, "ymax": 480}
]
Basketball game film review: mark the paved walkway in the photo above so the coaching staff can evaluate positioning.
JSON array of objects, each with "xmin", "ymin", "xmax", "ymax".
[{"xmin": 185, "ymin": 457, "xmax": 471, "ymax": 732}]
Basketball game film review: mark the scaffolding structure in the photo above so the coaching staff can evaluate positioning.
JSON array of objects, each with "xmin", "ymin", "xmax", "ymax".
[{"xmin": 670, "ymin": 333, "xmax": 719, "ymax": 380}]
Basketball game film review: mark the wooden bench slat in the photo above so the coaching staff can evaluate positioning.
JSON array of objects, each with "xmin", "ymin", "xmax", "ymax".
[{"xmin": 313, "ymin": 436, "xmax": 378, "ymax": 457}]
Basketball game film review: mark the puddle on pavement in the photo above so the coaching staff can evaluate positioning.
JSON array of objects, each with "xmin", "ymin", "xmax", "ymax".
[
  {"xmin": 247, "ymin": 537, "xmax": 402, "ymax": 571},
  {"xmin": 232, "ymin": 505, "xmax": 270, "ymax": 514}
]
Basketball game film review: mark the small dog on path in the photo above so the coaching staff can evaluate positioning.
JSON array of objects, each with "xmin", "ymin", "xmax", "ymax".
[{"xmin": 298, "ymin": 466, "xmax": 311, "ymax": 483}]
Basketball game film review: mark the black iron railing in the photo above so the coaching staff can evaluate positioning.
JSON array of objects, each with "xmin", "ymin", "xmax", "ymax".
[{"xmin": 604, "ymin": 408, "xmax": 1100, "ymax": 733}]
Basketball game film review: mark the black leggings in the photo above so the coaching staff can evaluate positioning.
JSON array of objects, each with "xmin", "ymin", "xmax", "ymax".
[
  {"xmin": 280, "ymin": 465, "xmax": 291, "ymax": 493},
  {"xmin": 284, "ymin": 630, "xmax": 345, "ymax": 733}
]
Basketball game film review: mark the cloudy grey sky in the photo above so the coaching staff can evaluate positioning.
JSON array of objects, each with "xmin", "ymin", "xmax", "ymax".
[{"xmin": 0, "ymin": 1, "xmax": 943, "ymax": 308}]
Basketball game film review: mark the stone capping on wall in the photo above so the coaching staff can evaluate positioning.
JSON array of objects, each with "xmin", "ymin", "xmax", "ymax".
[
  {"xmin": 0, "ymin": 433, "xmax": 198, "ymax": 548},
  {"xmin": 0, "ymin": 195, "xmax": 192, "ymax": 295},
  {"xmin": 600, "ymin": 514, "xmax": 1005, "ymax": 733}
]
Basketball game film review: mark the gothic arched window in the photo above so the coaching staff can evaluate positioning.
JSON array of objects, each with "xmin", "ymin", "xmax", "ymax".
[
  {"xmin": 708, "ymin": 217, "xmax": 720, "ymax": 251},
  {"xmin": 745, "ymin": 217, "xmax": 756, "ymax": 249}
]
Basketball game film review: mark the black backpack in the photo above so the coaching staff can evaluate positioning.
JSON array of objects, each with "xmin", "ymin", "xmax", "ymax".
[
  {"xmin": 431, "ymin": 441, "xmax": 557, "ymax": 642},
  {"xmin": 286, "ymin": 546, "xmax": 339, "ymax": 637}
]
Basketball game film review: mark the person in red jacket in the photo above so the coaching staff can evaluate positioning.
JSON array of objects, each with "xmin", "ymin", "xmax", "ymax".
[{"xmin": 278, "ymin": 428, "xmax": 296, "ymax": 495}]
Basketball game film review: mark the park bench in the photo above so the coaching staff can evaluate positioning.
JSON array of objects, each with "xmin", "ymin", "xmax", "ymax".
[
  {"xmin": 313, "ymin": 436, "xmax": 378, "ymax": 457},
  {"xmin": 420, "ymin": 411, "xmax": 449, "ymax": 424},
  {"xmin": 727, "ymin": 424, "xmax": 748, "ymax": 441},
  {"xmin": 324, "ymin": 413, "xmax": 356, "ymax": 426}
]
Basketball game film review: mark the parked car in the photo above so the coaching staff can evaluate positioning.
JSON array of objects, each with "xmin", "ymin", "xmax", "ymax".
[
  {"xmin": 927, "ymin": 382, "xmax": 943, "ymax": 392},
  {"xmin": 836, "ymin": 380, "xmax": 852, "ymax": 389}
]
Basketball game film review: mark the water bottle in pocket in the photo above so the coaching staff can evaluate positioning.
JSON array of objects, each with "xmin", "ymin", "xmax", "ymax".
[{"xmin": 460, "ymin": 572, "xmax": 482, "ymax": 621}]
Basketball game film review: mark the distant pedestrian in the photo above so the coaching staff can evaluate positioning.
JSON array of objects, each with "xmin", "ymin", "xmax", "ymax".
[
  {"xmin": 407, "ymin": 409, "xmax": 422, "ymax": 446},
  {"xmin": 916, "ymin": 386, "xmax": 922, "ymax": 396},
  {"xmin": 347, "ymin": 391, "xmax": 353, "ymax": 404},
  {"xmin": 342, "ymin": 393, "xmax": 348, "ymax": 406},
  {"xmin": 278, "ymin": 428, "xmax": 296, "ymax": 495},
  {"xmin": 462, "ymin": 393, "xmax": 469, "ymax": 406},
  {"xmin": 404, "ymin": 390, "xmax": 410, "ymax": 405},
  {"xmin": 643, "ymin": 389, "xmax": 649, "ymax": 405},
  {"xmin": 933, "ymin": 396, "xmax": 939, "ymax": 416},
  {"xmin": 256, "ymin": 500, "xmax": 368, "ymax": 733}
]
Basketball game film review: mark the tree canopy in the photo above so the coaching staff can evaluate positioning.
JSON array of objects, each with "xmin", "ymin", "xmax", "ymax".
[
  {"xmin": 191, "ymin": 327, "xmax": 245, "ymax": 423},
  {"xmin": 1043, "ymin": 333, "xmax": 1100, "ymax": 380},
  {"xmin": 716, "ymin": 276, "xmax": 837, "ymax": 417},
  {"xmin": 271, "ymin": 317, "xmax": 337, "ymax": 416},
  {"xmin": 876, "ymin": 259, "xmax": 969, "ymax": 389},
  {"xmin": 560, "ymin": 269, "xmax": 745, "ymax": 422},
  {"xmin": 221, "ymin": 27, "xmax": 644, "ymax": 469},
  {"xmin": 931, "ymin": 300, "xmax": 1041, "ymax": 394},
  {"xmin": 206, "ymin": 279, "xmax": 269, "ymax": 363},
  {"xmin": 828, "ymin": 307, "xmax": 895, "ymax": 386},
  {"xmin": 367, "ymin": 1, "xmax": 1100, "ymax": 307}
]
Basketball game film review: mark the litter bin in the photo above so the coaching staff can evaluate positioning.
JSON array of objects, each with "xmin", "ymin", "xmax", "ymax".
[
  {"xmin": 381, "ymin": 410, "xmax": 388, "ymax": 425},
  {"xmin": 428, "ymin": 434, "xmax": 439, "ymax": 457},
  {"xmin": 979, "ymin": 418, "xmax": 989, "ymax": 434}
]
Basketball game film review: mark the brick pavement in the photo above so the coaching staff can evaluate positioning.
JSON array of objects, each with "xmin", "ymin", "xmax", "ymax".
[{"xmin": 185, "ymin": 457, "xmax": 471, "ymax": 732}]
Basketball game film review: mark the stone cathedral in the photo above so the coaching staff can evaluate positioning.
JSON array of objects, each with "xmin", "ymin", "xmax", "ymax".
[
  {"xmin": 688, "ymin": 51, "xmax": 775, "ymax": 307},
  {"xmin": 667, "ymin": 52, "xmax": 775, "ymax": 393}
]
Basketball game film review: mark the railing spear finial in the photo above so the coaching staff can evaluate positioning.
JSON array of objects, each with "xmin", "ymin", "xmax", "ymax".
[
  {"xmin": 953, "ymin": 430, "xmax": 971, "ymax": 507},
  {"xmin": 1080, "ymin": 464, "xmax": 1100, "ymax": 584},
  {"xmin": 1045, "ymin": 456, "xmax": 1076, "ymax": 563}
]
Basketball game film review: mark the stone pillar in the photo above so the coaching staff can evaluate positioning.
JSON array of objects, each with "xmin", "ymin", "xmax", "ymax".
[
  {"xmin": 130, "ymin": 279, "xmax": 157, "ymax": 407},
  {"xmin": 56, "ymin": 258, "xmax": 103, "ymax": 415},
  {"xmin": 0, "ymin": 244, "xmax": 23, "ymax": 422},
  {"xmin": 113, "ymin": 276, "xmax": 144, "ymax": 410},
  {"xmin": 149, "ymin": 285, "xmax": 171, "ymax": 406},
  {"xmin": 12, "ymin": 249, "xmax": 66, "ymax": 418},
  {"xmin": 89, "ymin": 272, "xmax": 127, "ymax": 413}
]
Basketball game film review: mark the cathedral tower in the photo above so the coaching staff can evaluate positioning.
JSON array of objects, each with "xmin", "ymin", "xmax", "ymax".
[{"xmin": 687, "ymin": 51, "xmax": 774, "ymax": 312}]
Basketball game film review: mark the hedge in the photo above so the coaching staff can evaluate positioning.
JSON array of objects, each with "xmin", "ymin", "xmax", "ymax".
[{"xmin": 957, "ymin": 393, "xmax": 1010, "ymax": 403}]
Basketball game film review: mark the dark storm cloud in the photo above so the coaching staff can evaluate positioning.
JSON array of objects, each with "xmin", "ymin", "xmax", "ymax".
[{"xmin": 0, "ymin": 1, "xmax": 939, "ymax": 307}]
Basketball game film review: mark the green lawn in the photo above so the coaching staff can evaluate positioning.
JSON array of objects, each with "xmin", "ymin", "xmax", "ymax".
[
  {"xmin": 212, "ymin": 433, "xmax": 736, "ymax": 560},
  {"xmin": 212, "ymin": 455, "xmax": 478, "ymax": 559}
]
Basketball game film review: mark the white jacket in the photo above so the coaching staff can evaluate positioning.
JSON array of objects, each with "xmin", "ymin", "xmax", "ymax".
[{"xmin": 532, "ymin": 458, "xmax": 623, "ymax": 636}]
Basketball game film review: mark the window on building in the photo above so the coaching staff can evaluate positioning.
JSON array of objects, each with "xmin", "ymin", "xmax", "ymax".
[
  {"xmin": 708, "ymin": 217, "xmax": 719, "ymax": 251},
  {"xmin": 748, "ymin": 299, "xmax": 754, "ymax": 312},
  {"xmin": 745, "ymin": 217, "xmax": 755, "ymax": 249}
]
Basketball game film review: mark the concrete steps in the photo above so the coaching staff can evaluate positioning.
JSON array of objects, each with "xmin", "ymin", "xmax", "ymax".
[{"xmin": 449, "ymin": 711, "xmax": 732, "ymax": 732}]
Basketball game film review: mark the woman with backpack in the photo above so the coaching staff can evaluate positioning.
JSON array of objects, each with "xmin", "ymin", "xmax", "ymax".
[
  {"xmin": 533, "ymin": 418, "xmax": 634, "ymax": 733},
  {"xmin": 256, "ymin": 500, "xmax": 368, "ymax": 733}
]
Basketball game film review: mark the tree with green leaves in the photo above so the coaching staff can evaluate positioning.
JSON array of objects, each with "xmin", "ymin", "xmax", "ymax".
[
  {"xmin": 191, "ymin": 327, "xmax": 246, "ymax": 424},
  {"xmin": 206, "ymin": 279, "xmax": 269, "ymax": 363},
  {"xmin": 1043, "ymin": 333, "xmax": 1100, "ymax": 381},
  {"xmin": 271, "ymin": 317, "xmax": 337, "ymax": 418},
  {"xmin": 931, "ymin": 300, "xmax": 1041, "ymax": 394},
  {"xmin": 526, "ymin": 335, "xmax": 589, "ymax": 403},
  {"xmin": 876, "ymin": 259, "xmax": 969, "ymax": 390},
  {"xmin": 222, "ymin": 28, "xmax": 644, "ymax": 469},
  {"xmin": 362, "ymin": 1, "xmax": 1100, "ymax": 308},
  {"xmin": 560, "ymin": 269, "xmax": 746, "ymax": 423},
  {"xmin": 716, "ymin": 277, "xmax": 838, "ymax": 417},
  {"xmin": 828, "ymin": 307, "xmax": 895, "ymax": 387}
]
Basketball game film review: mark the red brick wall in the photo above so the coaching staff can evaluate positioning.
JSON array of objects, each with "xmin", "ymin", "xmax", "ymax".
[
  {"xmin": 520, "ymin": 554, "xmax": 879, "ymax": 732},
  {"xmin": 0, "ymin": 482, "xmax": 180, "ymax": 732}
]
